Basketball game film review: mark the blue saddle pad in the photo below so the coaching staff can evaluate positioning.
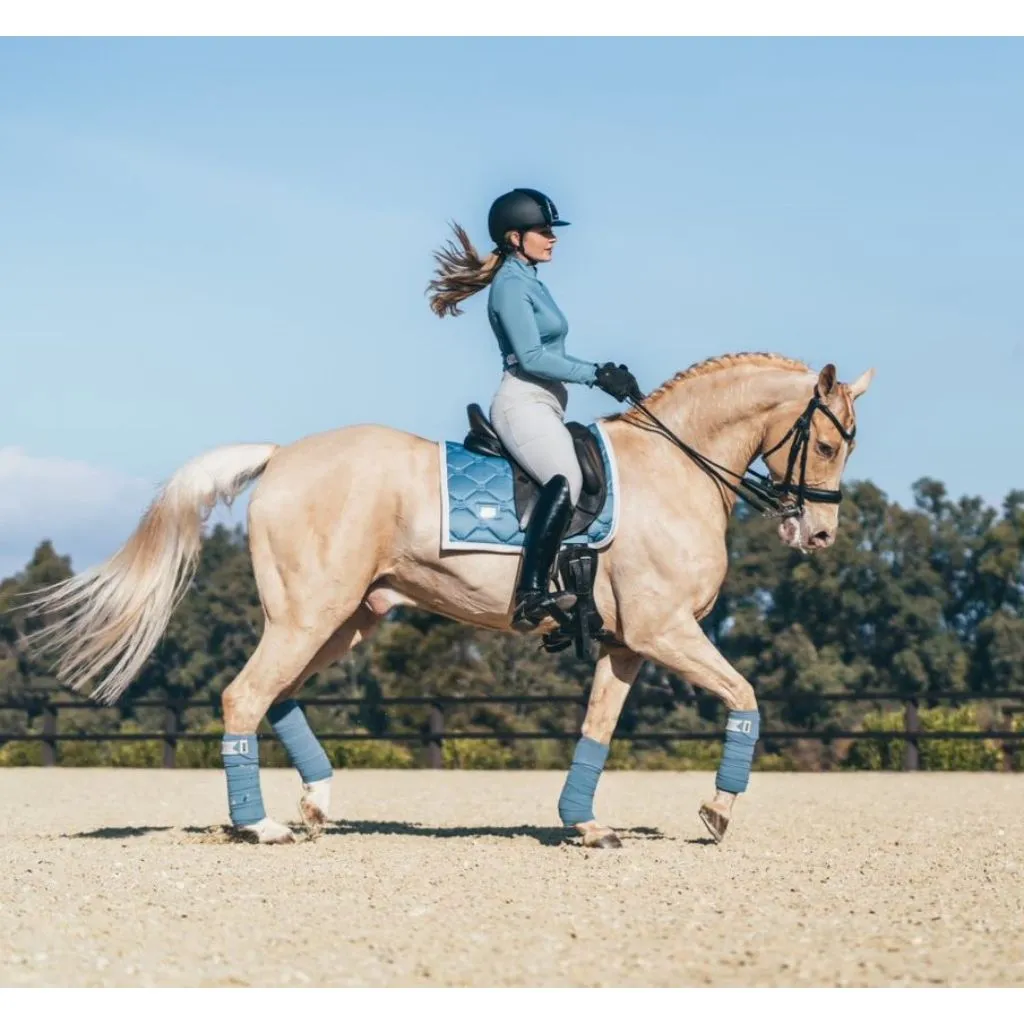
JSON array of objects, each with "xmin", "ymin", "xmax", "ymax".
[{"xmin": 439, "ymin": 422, "xmax": 618, "ymax": 553}]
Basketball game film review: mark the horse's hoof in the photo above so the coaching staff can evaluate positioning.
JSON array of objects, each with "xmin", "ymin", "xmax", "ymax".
[
  {"xmin": 258, "ymin": 821, "xmax": 297, "ymax": 845},
  {"xmin": 698, "ymin": 802, "xmax": 729, "ymax": 844},
  {"xmin": 299, "ymin": 780, "xmax": 330, "ymax": 836},
  {"xmin": 580, "ymin": 827, "xmax": 623, "ymax": 849},
  {"xmin": 234, "ymin": 818, "xmax": 296, "ymax": 845},
  {"xmin": 299, "ymin": 797, "xmax": 326, "ymax": 835}
]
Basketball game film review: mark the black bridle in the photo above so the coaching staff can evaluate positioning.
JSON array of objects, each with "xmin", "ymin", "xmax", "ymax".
[{"xmin": 624, "ymin": 387, "xmax": 856, "ymax": 519}]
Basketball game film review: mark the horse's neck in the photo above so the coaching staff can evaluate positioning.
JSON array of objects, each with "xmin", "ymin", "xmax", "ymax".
[{"xmin": 641, "ymin": 364, "xmax": 816, "ymax": 478}]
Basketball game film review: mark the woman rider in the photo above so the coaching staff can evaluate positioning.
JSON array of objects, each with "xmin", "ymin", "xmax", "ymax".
[{"xmin": 427, "ymin": 187, "xmax": 641, "ymax": 631}]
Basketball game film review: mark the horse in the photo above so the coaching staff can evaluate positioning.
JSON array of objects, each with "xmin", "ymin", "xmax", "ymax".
[{"xmin": 22, "ymin": 352, "xmax": 873, "ymax": 848}]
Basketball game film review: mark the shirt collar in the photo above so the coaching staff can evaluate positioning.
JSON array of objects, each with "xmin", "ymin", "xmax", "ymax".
[{"xmin": 503, "ymin": 254, "xmax": 538, "ymax": 278}]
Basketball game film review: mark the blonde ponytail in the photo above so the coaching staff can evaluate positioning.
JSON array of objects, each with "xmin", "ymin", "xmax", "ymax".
[{"xmin": 426, "ymin": 222, "xmax": 505, "ymax": 318}]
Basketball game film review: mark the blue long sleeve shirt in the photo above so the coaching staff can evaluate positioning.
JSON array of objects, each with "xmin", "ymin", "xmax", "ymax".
[{"xmin": 487, "ymin": 256, "xmax": 598, "ymax": 386}]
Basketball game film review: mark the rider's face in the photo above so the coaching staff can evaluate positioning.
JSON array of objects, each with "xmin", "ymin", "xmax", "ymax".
[{"xmin": 510, "ymin": 227, "xmax": 557, "ymax": 263}]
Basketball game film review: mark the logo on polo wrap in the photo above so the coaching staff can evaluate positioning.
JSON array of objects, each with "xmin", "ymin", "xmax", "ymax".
[
  {"xmin": 726, "ymin": 718, "xmax": 754, "ymax": 735},
  {"xmin": 221, "ymin": 738, "xmax": 250, "ymax": 756}
]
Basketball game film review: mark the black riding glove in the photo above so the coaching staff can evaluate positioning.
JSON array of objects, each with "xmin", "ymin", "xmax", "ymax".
[{"xmin": 594, "ymin": 362, "xmax": 642, "ymax": 403}]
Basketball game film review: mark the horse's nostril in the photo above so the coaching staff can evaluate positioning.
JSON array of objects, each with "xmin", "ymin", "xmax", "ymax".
[{"xmin": 812, "ymin": 530, "xmax": 832, "ymax": 547}]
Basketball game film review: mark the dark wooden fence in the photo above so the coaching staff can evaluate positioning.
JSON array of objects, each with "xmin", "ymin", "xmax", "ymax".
[{"xmin": 2, "ymin": 690, "xmax": 1022, "ymax": 770}]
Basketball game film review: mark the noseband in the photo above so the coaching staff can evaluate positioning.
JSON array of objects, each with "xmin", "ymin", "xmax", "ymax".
[{"xmin": 626, "ymin": 387, "xmax": 856, "ymax": 519}]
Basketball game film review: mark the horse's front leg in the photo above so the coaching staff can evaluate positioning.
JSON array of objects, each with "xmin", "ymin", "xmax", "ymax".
[
  {"xmin": 557, "ymin": 645, "xmax": 644, "ymax": 849},
  {"xmin": 630, "ymin": 613, "xmax": 759, "ymax": 844}
]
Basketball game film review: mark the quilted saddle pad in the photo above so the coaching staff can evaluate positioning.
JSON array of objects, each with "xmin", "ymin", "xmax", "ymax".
[{"xmin": 438, "ymin": 422, "xmax": 619, "ymax": 554}]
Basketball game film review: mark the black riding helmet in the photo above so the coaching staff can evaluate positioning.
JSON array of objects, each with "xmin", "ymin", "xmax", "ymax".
[{"xmin": 488, "ymin": 188, "xmax": 570, "ymax": 251}]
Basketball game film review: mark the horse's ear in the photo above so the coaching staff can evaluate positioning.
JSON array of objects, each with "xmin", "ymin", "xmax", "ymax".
[
  {"xmin": 817, "ymin": 363, "xmax": 837, "ymax": 396},
  {"xmin": 848, "ymin": 367, "xmax": 875, "ymax": 399}
]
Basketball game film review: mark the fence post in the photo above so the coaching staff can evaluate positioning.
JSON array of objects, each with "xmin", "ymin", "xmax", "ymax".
[
  {"xmin": 1002, "ymin": 707, "xmax": 1016, "ymax": 773},
  {"xmin": 41, "ymin": 704, "xmax": 57, "ymax": 767},
  {"xmin": 426, "ymin": 703, "xmax": 444, "ymax": 769},
  {"xmin": 163, "ymin": 699, "xmax": 180, "ymax": 769},
  {"xmin": 902, "ymin": 698, "xmax": 920, "ymax": 771}
]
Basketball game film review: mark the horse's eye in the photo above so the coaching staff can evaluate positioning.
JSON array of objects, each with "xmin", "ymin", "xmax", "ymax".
[{"xmin": 816, "ymin": 441, "xmax": 836, "ymax": 458}]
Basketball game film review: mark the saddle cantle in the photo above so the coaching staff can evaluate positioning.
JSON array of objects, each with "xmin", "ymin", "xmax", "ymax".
[{"xmin": 462, "ymin": 403, "xmax": 608, "ymax": 538}]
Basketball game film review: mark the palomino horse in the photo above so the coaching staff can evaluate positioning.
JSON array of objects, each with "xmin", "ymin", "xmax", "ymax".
[{"xmin": 24, "ymin": 353, "xmax": 873, "ymax": 847}]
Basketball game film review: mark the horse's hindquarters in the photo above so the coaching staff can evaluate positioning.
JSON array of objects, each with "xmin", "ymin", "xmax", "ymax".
[{"xmin": 248, "ymin": 424, "xmax": 524, "ymax": 631}]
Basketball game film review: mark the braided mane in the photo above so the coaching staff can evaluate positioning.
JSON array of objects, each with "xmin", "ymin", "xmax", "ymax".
[{"xmin": 612, "ymin": 352, "xmax": 812, "ymax": 423}]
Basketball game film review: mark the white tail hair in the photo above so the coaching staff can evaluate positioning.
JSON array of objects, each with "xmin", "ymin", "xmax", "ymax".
[{"xmin": 21, "ymin": 443, "xmax": 278, "ymax": 705}]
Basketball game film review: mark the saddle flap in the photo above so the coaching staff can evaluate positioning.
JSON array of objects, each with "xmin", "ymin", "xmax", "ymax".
[{"xmin": 568, "ymin": 423, "xmax": 604, "ymax": 497}]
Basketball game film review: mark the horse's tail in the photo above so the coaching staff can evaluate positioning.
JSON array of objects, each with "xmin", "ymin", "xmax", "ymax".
[{"xmin": 21, "ymin": 443, "xmax": 279, "ymax": 706}]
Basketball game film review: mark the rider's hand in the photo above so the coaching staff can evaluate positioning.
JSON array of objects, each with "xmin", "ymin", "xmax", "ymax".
[{"xmin": 595, "ymin": 362, "xmax": 642, "ymax": 403}]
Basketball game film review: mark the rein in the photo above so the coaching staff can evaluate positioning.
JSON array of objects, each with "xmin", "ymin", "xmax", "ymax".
[{"xmin": 624, "ymin": 387, "xmax": 856, "ymax": 519}]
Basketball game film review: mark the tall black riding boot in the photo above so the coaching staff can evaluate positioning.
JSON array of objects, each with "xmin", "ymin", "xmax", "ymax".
[{"xmin": 512, "ymin": 474, "xmax": 577, "ymax": 632}]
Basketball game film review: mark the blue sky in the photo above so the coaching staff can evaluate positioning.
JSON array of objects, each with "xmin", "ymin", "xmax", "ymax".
[{"xmin": 2, "ymin": 38, "xmax": 1022, "ymax": 577}]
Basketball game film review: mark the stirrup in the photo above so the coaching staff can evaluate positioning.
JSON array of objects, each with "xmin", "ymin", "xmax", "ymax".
[{"xmin": 511, "ymin": 589, "xmax": 577, "ymax": 632}]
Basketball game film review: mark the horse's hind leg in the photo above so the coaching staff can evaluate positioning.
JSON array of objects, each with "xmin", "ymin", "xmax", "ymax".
[
  {"xmin": 558, "ymin": 646, "xmax": 644, "ymax": 849},
  {"xmin": 269, "ymin": 605, "xmax": 382, "ymax": 833},
  {"xmin": 221, "ymin": 446, "xmax": 393, "ymax": 842},
  {"xmin": 220, "ymin": 620, "xmax": 347, "ymax": 843}
]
